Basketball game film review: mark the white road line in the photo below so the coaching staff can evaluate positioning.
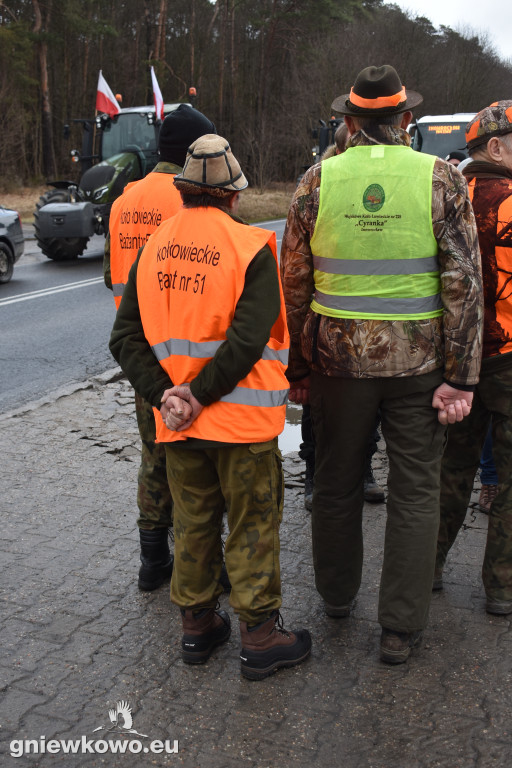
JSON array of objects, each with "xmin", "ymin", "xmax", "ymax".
[
  {"xmin": 0, "ymin": 277, "xmax": 104, "ymax": 307},
  {"xmin": 257, "ymin": 218, "xmax": 286, "ymax": 227},
  {"xmin": 2, "ymin": 220, "xmax": 286, "ymax": 308}
]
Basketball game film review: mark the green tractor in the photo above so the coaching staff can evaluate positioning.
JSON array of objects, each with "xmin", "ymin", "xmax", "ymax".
[{"xmin": 34, "ymin": 103, "xmax": 185, "ymax": 261}]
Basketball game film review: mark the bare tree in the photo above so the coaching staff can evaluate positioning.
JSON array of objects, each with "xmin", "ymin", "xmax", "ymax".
[
  {"xmin": 32, "ymin": 0, "xmax": 57, "ymax": 178},
  {"xmin": 1, "ymin": 0, "xmax": 512, "ymax": 187}
]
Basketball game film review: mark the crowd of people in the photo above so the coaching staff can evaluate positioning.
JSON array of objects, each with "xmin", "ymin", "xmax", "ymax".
[{"xmin": 105, "ymin": 65, "xmax": 512, "ymax": 677}]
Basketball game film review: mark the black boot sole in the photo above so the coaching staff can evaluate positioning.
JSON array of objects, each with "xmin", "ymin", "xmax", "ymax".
[
  {"xmin": 240, "ymin": 632, "xmax": 312, "ymax": 681},
  {"xmin": 138, "ymin": 560, "xmax": 173, "ymax": 591}
]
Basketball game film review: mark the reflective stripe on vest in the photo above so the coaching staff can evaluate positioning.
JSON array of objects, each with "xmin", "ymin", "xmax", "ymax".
[
  {"xmin": 220, "ymin": 387, "xmax": 289, "ymax": 408},
  {"xmin": 310, "ymin": 145, "xmax": 442, "ymax": 320},
  {"xmin": 314, "ymin": 290, "xmax": 442, "ymax": 315},
  {"xmin": 109, "ymin": 172, "xmax": 182, "ymax": 309},
  {"xmin": 151, "ymin": 337, "xmax": 289, "ymax": 365},
  {"xmin": 136, "ymin": 206, "xmax": 289, "ymax": 444},
  {"xmin": 313, "ymin": 254, "xmax": 439, "ymax": 276}
]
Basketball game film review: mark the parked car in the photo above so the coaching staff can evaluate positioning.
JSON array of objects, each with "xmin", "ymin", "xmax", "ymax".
[{"xmin": 0, "ymin": 205, "xmax": 24, "ymax": 283}]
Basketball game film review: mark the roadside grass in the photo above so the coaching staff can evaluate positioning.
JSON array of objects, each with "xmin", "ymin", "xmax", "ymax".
[
  {"xmin": 1, "ymin": 182, "xmax": 295, "ymax": 224},
  {"xmin": 1, "ymin": 185, "xmax": 48, "ymax": 222},
  {"xmin": 238, "ymin": 183, "xmax": 295, "ymax": 223}
]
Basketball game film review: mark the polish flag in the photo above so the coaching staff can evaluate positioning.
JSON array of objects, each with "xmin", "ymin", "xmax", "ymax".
[
  {"xmin": 151, "ymin": 66, "xmax": 165, "ymax": 121},
  {"xmin": 96, "ymin": 71, "xmax": 121, "ymax": 117}
]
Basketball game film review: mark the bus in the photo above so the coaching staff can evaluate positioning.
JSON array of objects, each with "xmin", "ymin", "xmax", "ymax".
[{"xmin": 409, "ymin": 113, "xmax": 476, "ymax": 159}]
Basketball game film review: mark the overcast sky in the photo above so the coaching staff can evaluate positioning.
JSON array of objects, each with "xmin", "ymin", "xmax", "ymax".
[{"xmin": 387, "ymin": 0, "xmax": 512, "ymax": 62}]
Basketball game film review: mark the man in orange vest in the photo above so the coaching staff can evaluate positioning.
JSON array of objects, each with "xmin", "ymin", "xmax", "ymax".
[
  {"xmin": 104, "ymin": 104, "xmax": 216, "ymax": 592},
  {"xmin": 436, "ymin": 102, "xmax": 512, "ymax": 614},
  {"xmin": 109, "ymin": 135, "xmax": 311, "ymax": 680}
]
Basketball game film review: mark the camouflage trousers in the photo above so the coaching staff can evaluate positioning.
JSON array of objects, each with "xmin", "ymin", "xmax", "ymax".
[
  {"xmin": 134, "ymin": 392, "xmax": 173, "ymax": 531},
  {"xmin": 164, "ymin": 439, "xmax": 283, "ymax": 624},
  {"xmin": 436, "ymin": 364, "xmax": 512, "ymax": 601}
]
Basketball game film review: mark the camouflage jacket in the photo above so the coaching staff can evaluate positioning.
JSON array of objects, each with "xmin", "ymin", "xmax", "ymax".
[
  {"xmin": 463, "ymin": 161, "xmax": 512, "ymax": 363},
  {"xmin": 280, "ymin": 126, "xmax": 483, "ymax": 387}
]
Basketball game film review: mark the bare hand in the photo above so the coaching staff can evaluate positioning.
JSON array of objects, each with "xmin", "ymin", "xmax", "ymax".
[
  {"xmin": 288, "ymin": 376, "xmax": 310, "ymax": 406},
  {"xmin": 160, "ymin": 394, "xmax": 192, "ymax": 431},
  {"xmin": 160, "ymin": 384, "xmax": 203, "ymax": 432},
  {"xmin": 432, "ymin": 383, "xmax": 474, "ymax": 425}
]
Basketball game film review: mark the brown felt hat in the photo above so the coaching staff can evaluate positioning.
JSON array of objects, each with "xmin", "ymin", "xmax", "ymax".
[
  {"xmin": 173, "ymin": 134, "xmax": 248, "ymax": 196},
  {"xmin": 331, "ymin": 65, "xmax": 423, "ymax": 117}
]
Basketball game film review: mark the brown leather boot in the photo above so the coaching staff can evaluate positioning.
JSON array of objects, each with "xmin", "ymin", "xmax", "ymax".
[
  {"xmin": 239, "ymin": 611, "xmax": 311, "ymax": 680},
  {"xmin": 181, "ymin": 607, "xmax": 231, "ymax": 664},
  {"xmin": 478, "ymin": 484, "xmax": 498, "ymax": 514},
  {"xmin": 380, "ymin": 628, "xmax": 423, "ymax": 664}
]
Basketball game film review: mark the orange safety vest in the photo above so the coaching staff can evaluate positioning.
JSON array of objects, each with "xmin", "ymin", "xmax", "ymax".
[
  {"xmin": 136, "ymin": 206, "xmax": 290, "ymax": 444},
  {"xmin": 109, "ymin": 172, "xmax": 182, "ymax": 309}
]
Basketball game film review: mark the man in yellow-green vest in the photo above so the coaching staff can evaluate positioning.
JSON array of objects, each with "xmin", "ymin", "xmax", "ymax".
[{"xmin": 280, "ymin": 65, "xmax": 483, "ymax": 664}]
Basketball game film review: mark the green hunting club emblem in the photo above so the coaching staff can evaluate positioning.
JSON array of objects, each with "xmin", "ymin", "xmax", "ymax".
[{"xmin": 363, "ymin": 184, "xmax": 385, "ymax": 212}]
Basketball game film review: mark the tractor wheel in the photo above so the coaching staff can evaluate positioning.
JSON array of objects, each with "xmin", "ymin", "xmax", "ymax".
[
  {"xmin": 34, "ymin": 188, "xmax": 89, "ymax": 261},
  {"xmin": 0, "ymin": 242, "xmax": 14, "ymax": 283}
]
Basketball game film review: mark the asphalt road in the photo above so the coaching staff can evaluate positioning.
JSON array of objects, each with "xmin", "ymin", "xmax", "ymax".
[
  {"xmin": 0, "ymin": 230, "xmax": 116, "ymax": 414},
  {"xmin": 0, "ymin": 220, "xmax": 289, "ymax": 420}
]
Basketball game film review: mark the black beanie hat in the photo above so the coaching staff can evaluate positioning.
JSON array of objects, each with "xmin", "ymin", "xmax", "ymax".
[{"xmin": 158, "ymin": 104, "xmax": 216, "ymax": 167}]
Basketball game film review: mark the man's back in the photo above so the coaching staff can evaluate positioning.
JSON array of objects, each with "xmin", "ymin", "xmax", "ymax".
[
  {"xmin": 108, "ymin": 164, "xmax": 182, "ymax": 308},
  {"xmin": 311, "ymin": 145, "xmax": 441, "ymax": 322},
  {"xmin": 465, "ymin": 169, "xmax": 512, "ymax": 358},
  {"xmin": 282, "ymin": 128, "xmax": 481, "ymax": 388}
]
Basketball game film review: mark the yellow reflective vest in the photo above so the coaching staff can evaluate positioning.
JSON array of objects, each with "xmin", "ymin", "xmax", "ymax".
[{"xmin": 310, "ymin": 145, "xmax": 442, "ymax": 321}]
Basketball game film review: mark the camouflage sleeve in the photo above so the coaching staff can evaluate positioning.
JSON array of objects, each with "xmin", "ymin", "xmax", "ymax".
[
  {"xmin": 432, "ymin": 159, "xmax": 483, "ymax": 386},
  {"xmin": 280, "ymin": 164, "xmax": 320, "ymax": 381}
]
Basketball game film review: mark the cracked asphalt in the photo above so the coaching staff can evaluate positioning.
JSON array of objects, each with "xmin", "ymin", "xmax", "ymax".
[{"xmin": 1, "ymin": 369, "xmax": 511, "ymax": 767}]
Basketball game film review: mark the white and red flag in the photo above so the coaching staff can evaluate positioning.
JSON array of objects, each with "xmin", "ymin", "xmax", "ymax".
[
  {"xmin": 96, "ymin": 71, "xmax": 121, "ymax": 117},
  {"xmin": 151, "ymin": 66, "xmax": 165, "ymax": 121}
]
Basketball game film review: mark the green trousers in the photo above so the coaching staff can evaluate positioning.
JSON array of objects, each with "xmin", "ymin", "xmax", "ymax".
[
  {"xmin": 164, "ymin": 439, "xmax": 283, "ymax": 624},
  {"xmin": 310, "ymin": 369, "xmax": 446, "ymax": 633},
  {"xmin": 436, "ymin": 363, "xmax": 512, "ymax": 601},
  {"xmin": 134, "ymin": 392, "xmax": 173, "ymax": 530}
]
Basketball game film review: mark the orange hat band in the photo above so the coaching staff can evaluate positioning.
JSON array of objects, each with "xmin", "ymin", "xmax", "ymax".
[{"xmin": 349, "ymin": 86, "xmax": 406, "ymax": 110}]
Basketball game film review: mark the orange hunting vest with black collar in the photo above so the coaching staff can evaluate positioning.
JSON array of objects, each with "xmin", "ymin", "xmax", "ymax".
[
  {"xmin": 109, "ymin": 172, "xmax": 182, "ymax": 309},
  {"xmin": 136, "ymin": 206, "xmax": 290, "ymax": 444},
  {"xmin": 467, "ymin": 175, "xmax": 512, "ymax": 357}
]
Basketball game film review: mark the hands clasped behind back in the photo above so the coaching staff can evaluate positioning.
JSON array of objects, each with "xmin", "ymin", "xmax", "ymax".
[{"xmin": 160, "ymin": 384, "xmax": 204, "ymax": 432}]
